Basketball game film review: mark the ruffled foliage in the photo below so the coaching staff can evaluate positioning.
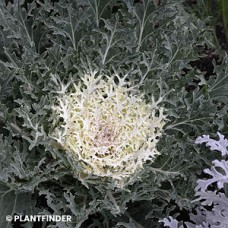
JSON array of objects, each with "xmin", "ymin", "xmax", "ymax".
[
  {"xmin": 161, "ymin": 132, "xmax": 228, "ymax": 228},
  {"xmin": 0, "ymin": 0, "xmax": 227, "ymax": 227},
  {"xmin": 51, "ymin": 72, "xmax": 166, "ymax": 182}
]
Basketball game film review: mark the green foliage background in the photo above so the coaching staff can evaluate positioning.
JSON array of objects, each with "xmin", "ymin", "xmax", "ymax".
[{"xmin": 0, "ymin": 0, "xmax": 227, "ymax": 227}]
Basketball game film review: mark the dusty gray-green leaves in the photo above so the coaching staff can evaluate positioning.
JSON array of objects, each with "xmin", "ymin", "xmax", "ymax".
[{"xmin": 0, "ymin": 0, "xmax": 227, "ymax": 227}]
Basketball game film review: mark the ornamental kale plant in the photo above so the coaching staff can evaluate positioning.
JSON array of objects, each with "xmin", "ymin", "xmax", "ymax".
[
  {"xmin": 51, "ymin": 71, "xmax": 166, "ymax": 184},
  {"xmin": 0, "ymin": 0, "xmax": 227, "ymax": 227}
]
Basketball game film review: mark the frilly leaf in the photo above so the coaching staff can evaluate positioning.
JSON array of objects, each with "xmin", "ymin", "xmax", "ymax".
[
  {"xmin": 196, "ymin": 160, "xmax": 228, "ymax": 192},
  {"xmin": 195, "ymin": 132, "xmax": 228, "ymax": 156}
]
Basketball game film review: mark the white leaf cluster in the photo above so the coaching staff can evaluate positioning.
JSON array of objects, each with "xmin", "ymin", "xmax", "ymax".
[{"xmin": 51, "ymin": 72, "xmax": 166, "ymax": 181}]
